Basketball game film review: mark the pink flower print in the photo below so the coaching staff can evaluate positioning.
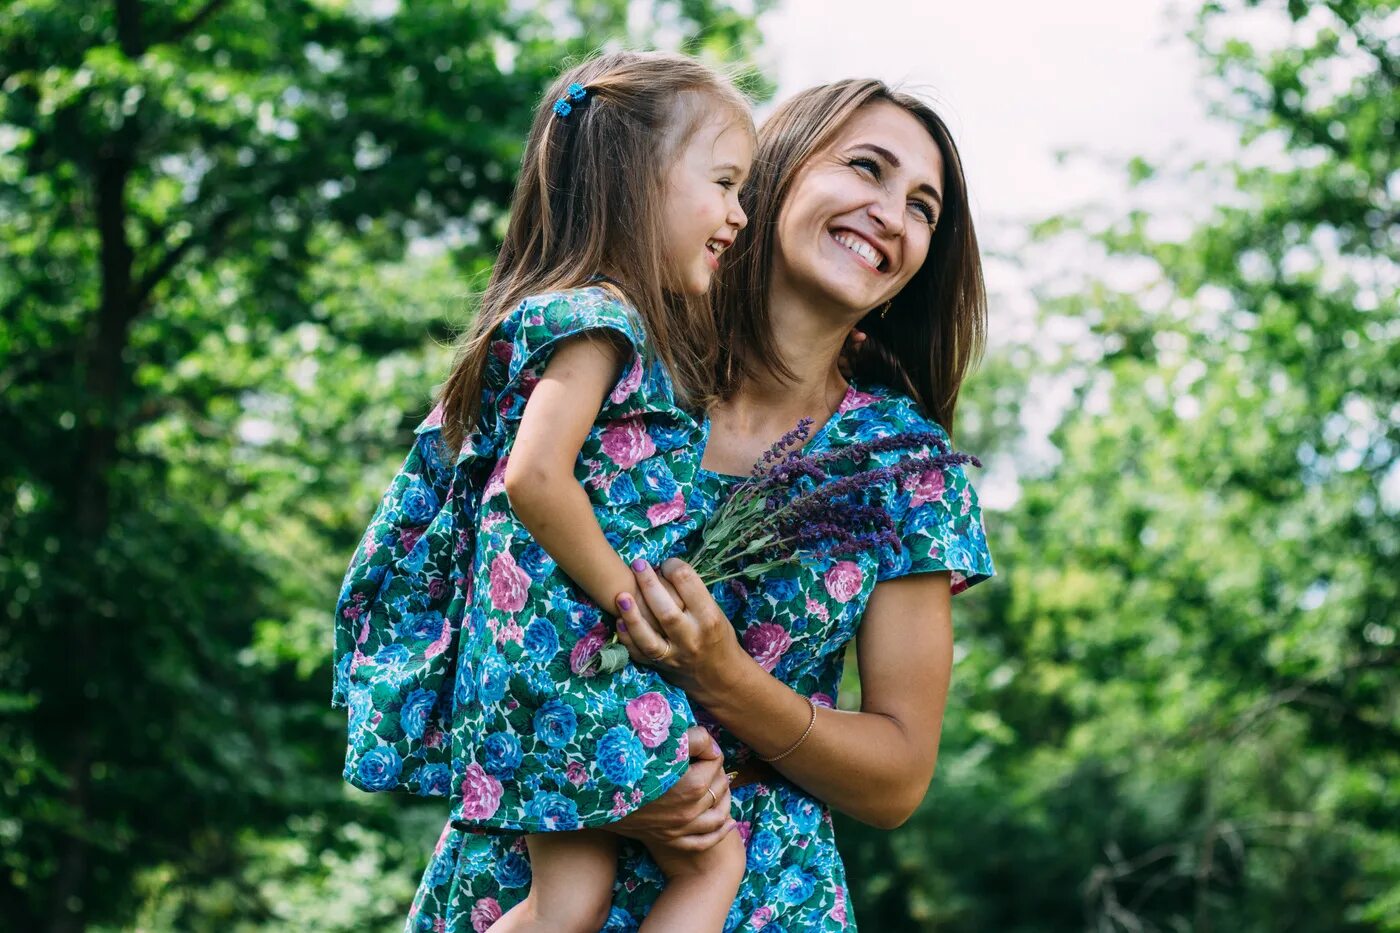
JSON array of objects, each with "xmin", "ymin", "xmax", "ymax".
[
  {"xmin": 427, "ymin": 577, "xmax": 447, "ymax": 600},
  {"xmin": 838, "ymin": 388, "xmax": 879, "ymax": 412},
  {"xmin": 750, "ymin": 906, "xmax": 775, "ymax": 929},
  {"xmin": 356, "ymin": 618, "xmax": 371, "ymax": 645},
  {"xmin": 823, "ymin": 560, "xmax": 864, "ymax": 603},
  {"xmin": 566, "ymin": 761, "xmax": 589, "ymax": 786},
  {"xmin": 609, "ymin": 359, "xmax": 644, "ymax": 403},
  {"xmin": 611, "ymin": 790, "xmax": 630, "ymax": 817},
  {"xmin": 484, "ymin": 456, "xmax": 509, "ymax": 500},
  {"xmin": 599, "ymin": 417, "xmax": 656, "ymax": 468},
  {"xmin": 423, "ymin": 724, "xmax": 446, "ymax": 749},
  {"xmin": 489, "ymin": 339, "xmax": 512, "ymax": 364},
  {"xmin": 470, "ymin": 897, "xmax": 501, "ymax": 933},
  {"xmin": 400, "ymin": 527, "xmax": 423, "ymax": 554},
  {"xmin": 424, "ymin": 620, "xmax": 454, "ymax": 659},
  {"xmin": 736, "ymin": 820, "xmax": 752, "ymax": 844},
  {"xmin": 909, "ymin": 467, "xmax": 946, "ymax": 507},
  {"xmin": 811, "ymin": 692, "xmax": 835, "ymax": 709},
  {"xmin": 569, "ymin": 622, "xmax": 608, "ymax": 676},
  {"xmin": 498, "ymin": 620, "xmax": 524, "ymax": 646},
  {"xmin": 422, "ymin": 403, "xmax": 446, "ymax": 430},
  {"xmin": 434, "ymin": 919, "xmax": 446, "ymax": 933},
  {"xmin": 828, "ymin": 887, "xmax": 849, "ymax": 925},
  {"xmin": 804, "ymin": 596, "xmax": 829, "ymax": 622},
  {"xmin": 743, "ymin": 623, "xmax": 793, "ymax": 673},
  {"xmin": 488, "ymin": 552, "xmax": 530, "ymax": 613},
  {"xmin": 646, "ymin": 490, "xmax": 686, "ymax": 527},
  {"xmin": 626, "ymin": 692, "xmax": 675, "ymax": 748},
  {"xmin": 458, "ymin": 764, "xmax": 503, "ymax": 821}
]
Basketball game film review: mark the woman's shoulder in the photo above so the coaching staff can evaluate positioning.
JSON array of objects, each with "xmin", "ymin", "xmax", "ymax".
[{"xmin": 833, "ymin": 379, "xmax": 951, "ymax": 446}]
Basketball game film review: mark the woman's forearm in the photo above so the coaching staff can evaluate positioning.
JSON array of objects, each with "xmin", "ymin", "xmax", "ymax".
[{"xmin": 693, "ymin": 652, "xmax": 932, "ymax": 829}]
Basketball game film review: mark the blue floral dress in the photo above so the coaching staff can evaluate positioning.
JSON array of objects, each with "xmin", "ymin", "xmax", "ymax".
[{"xmin": 402, "ymin": 380, "xmax": 994, "ymax": 932}]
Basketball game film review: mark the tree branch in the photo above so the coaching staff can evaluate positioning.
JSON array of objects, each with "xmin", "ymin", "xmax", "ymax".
[{"xmin": 166, "ymin": 0, "xmax": 230, "ymax": 45}]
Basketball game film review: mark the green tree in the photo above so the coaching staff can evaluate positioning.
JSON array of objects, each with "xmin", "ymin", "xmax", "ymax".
[
  {"xmin": 0, "ymin": 2, "xmax": 766, "ymax": 929},
  {"xmin": 838, "ymin": 0, "xmax": 1398, "ymax": 929}
]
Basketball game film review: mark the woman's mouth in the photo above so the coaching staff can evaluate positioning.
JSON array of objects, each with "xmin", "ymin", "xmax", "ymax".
[{"xmin": 831, "ymin": 230, "xmax": 886, "ymax": 272}]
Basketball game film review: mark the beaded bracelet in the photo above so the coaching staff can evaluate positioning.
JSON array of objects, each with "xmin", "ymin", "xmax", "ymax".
[{"xmin": 759, "ymin": 694, "xmax": 817, "ymax": 763}]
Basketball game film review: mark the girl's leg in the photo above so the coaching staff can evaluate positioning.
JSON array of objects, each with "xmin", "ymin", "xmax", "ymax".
[
  {"xmin": 639, "ymin": 829, "xmax": 746, "ymax": 932},
  {"xmin": 491, "ymin": 829, "xmax": 618, "ymax": 933}
]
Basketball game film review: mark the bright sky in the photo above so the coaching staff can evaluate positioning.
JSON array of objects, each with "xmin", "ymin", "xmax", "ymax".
[{"xmin": 757, "ymin": 0, "xmax": 1239, "ymax": 227}]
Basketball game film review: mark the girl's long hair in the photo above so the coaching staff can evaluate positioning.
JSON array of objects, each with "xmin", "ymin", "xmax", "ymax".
[
  {"xmin": 439, "ymin": 51, "xmax": 752, "ymax": 453},
  {"xmin": 716, "ymin": 79, "xmax": 986, "ymax": 434}
]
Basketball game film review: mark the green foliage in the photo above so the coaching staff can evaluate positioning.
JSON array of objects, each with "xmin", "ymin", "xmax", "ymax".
[
  {"xmin": 0, "ymin": 1, "xmax": 767, "ymax": 929},
  {"xmin": 838, "ymin": 0, "xmax": 1398, "ymax": 929}
]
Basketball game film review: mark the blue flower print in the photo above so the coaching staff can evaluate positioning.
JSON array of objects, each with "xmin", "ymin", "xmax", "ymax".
[
  {"xmin": 410, "ymin": 763, "xmax": 452, "ymax": 796},
  {"xmin": 596, "ymin": 725, "xmax": 645, "ymax": 785},
  {"xmin": 483, "ymin": 732, "xmax": 523, "ymax": 778},
  {"xmin": 524, "ymin": 792, "xmax": 580, "ymax": 831},
  {"xmin": 400, "ymin": 688, "xmax": 437, "ymax": 741},
  {"xmin": 534, "ymin": 700, "xmax": 577, "ymax": 749},
  {"xmin": 399, "ymin": 475, "xmax": 440, "ymax": 525},
  {"xmin": 776, "ymin": 864, "xmax": 817, "ymax": 905},
  {"xmin": 523, "ymin": 618, "xmax": 560, "ymax": 663},
  {"xmin": 747, "ymin": 828, "xmax": 782, "ymax": 872},
  {"xmin": 355, "ymin": 746, "xmax": 402, "ymax": 791}
]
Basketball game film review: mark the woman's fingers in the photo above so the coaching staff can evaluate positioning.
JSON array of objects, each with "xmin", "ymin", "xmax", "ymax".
[
  {"xmin": 658, "ymin": 559, "xmax": 718, "ymax": 623},
  {"xmin": 629, "ymin": 559, "xmax": 687, "ymax": 637},
  {"xmin": 667, "ymin": 816, "xmax": 737, "ymax": 853},
  {"xmin": 614, "ymin": 592, "xmax": 667, "ymax": 663}
]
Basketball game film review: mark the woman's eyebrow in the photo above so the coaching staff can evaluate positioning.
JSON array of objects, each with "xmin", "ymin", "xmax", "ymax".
[{"xmin": 849, "ymin": 143, "xmax": 943, "ymax": 206}]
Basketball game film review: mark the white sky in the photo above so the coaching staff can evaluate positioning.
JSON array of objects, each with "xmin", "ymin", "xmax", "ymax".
[{"xmin": 757, "ymin": 0, "xmax": 1240, "ymax": 227}]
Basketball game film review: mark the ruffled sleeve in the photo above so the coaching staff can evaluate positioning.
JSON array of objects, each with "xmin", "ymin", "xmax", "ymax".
[
  {"xmin": 877, "ymin": 424, "xmax": 995, "ymax": 595},
  {"xmin": 490, "ymin": 289, "xmax": 648, "ymax": 433}
]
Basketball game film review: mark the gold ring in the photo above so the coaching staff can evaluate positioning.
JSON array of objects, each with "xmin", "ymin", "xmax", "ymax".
[
  {"xmin": 648, "ymin": 641, "xmax": 673, "ymax": 662},
  {"xmin": 705, "ymin": 786, "xmax": 719, "ymax": 808}
]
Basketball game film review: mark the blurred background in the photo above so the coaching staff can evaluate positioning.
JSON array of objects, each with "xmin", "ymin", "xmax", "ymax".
[{"xmin": 1, "ymin": 0, "xmax": 1395, "ymax": 930}]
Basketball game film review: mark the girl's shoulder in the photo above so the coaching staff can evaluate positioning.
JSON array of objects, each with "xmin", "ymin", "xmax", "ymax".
[{"xmin": 506, "ymin": 285, "xmax": 643, "ymax": 335}]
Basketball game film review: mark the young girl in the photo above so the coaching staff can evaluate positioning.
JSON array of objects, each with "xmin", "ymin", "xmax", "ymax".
[{"xmin": 434, "ymin": 52, "xmax": 750, "ymax": 931}]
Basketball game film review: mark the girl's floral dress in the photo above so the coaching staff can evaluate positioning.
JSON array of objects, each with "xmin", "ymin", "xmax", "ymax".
[
  {"xmin": 449, "ymin": 286, "xmax": 707, "ymax": 833},
  {"xmin": 403, "ymin": 379, "xmax": 994, "ymax": 932}
]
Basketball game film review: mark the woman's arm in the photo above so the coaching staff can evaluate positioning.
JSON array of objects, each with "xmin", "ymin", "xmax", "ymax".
[
  {"xmin": 503, "ymin": 335, "xmax": 654, "ymax": 616},
  {"xmin": 617, "ymin": 561, "xmax": 954, "ymax": 829}
]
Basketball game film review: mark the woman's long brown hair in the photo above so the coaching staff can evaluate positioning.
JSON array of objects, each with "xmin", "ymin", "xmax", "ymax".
[
  {"xmin": 438, "ymin": 51, "xmax": 752, "ymax": 453},
  {"xmin": 715, "ymin": 80, "xmax": 987, "ymax": 434}
]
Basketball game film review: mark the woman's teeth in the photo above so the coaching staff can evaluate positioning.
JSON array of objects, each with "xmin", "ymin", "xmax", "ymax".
[{"xmin": 832, "ymin": 232, "xmax": 883, "ymax": 270}]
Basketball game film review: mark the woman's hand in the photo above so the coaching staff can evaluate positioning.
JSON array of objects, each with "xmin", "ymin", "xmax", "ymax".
[
  {"xmin": 605, "ymin": 726, "xmax": 737, "ymax": 852},
  {"xmin": 615, "ymin": 558, "xmax": 746, "ymax": 698}
]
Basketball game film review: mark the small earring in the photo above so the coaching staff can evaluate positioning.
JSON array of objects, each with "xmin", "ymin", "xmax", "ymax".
[{"xmin": 878, "ymin": 300, "xmax": 893, "ymax": 319}]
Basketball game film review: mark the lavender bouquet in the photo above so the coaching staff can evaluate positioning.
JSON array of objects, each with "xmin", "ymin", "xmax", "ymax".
[{"xmin": 590, "ymin": 419, "xmax": 981, "ymax": 673}]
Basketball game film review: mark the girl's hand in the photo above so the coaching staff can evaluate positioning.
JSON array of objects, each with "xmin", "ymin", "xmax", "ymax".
[
  {"xmin": 614, "ymin": 558, "xmax": 744, "ymax": 696},
  {"xmin": 606, "ymin": 726, "xmax": 736, "ymax": 852}
]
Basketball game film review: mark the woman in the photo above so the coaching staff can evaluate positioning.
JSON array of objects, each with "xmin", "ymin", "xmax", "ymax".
[{"xmin": 405, "ymin": 79, "xmax": 992, "ymax": 932}]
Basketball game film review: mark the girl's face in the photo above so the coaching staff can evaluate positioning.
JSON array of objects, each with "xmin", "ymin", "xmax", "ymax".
[
  {"xmin": 660, "ymin": 111, "xmax": 753, "ymax": 296},
  {"xmin": 774, "ymin": 102, "xmax": 945, "ymax": 318}
]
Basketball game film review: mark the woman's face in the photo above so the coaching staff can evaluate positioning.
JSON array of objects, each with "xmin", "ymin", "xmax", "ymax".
[{"xmin": 773, "ymin": 101, "xmax": 945, "ymax": 317}]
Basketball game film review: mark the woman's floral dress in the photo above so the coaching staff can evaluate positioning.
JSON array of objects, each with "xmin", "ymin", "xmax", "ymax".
[{"xmin": 402, "ymin": 379, "xmax": 994, "ymax": 932}]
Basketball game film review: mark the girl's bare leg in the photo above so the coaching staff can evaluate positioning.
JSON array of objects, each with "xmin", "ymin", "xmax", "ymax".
[
  {"xmin": 639, "ymin": 828, "xmax": 746, "ymax": 932},
  {"xmin": 491, "ymin": 829, "xmax": 617, "ymax": 933}
]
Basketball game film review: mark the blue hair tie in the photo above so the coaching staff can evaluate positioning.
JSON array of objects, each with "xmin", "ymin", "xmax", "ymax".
[{"xmin": 552, "ymin": 82, "xmax": 589, "ymax": 119}]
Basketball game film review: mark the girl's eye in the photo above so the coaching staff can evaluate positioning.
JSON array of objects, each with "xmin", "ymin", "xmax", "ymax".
[
  {"xmin": 717, "ymin": 178, "xmax": 735, "ymax": 190},
  {"xmin": 849, "ymin": 157, "xmax": 881, "ymax": 179}
]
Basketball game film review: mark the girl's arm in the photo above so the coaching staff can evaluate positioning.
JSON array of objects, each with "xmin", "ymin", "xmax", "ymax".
[
  {"xmin": 503, "ymin": 335, "xmax": 653, "ymax": 618},
  {"xmin": 617, "ymin": 562, "xmax": 953, "ymax": 829}
]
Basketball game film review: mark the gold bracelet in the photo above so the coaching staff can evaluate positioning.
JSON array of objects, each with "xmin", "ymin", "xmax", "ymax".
[{"xmin": 759, "ymin": 694, "xmax": 817, "ymax": 763}]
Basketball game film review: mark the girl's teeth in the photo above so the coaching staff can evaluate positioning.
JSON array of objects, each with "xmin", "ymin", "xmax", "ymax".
[{"xmin": 833, "ymin": 233, "xmax": 882, "ymax": 269}]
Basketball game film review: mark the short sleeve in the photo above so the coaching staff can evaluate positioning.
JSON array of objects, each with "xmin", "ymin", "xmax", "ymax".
[
  {"xmin": 331, "ymin": 410, "xmax": 452, "ymax": 708},
  {"xmin": 877, "ymin": 437, "xmax": 995, "ymax": 595},
  {"xmin": 492, "ymin": 289, "xmax": 647, "ymax": 429}
]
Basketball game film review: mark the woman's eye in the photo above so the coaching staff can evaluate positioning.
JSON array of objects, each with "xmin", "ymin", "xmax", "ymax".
[
  {"xmin": 911, "ymin": 201, "xmax": 937, "ymax": 225},
  {"xmin": 850, "ymin": 157, "xmax": 880, "ymax": 179}
]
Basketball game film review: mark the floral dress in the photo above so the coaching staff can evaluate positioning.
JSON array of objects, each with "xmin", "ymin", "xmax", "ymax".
[
  {"xmin": 402, "ymin": 380, "xmax": 994, "ymax": 932},
  {"xmin": 448, "ymin": 286, "xmax": 707, "ymax": 833}
]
